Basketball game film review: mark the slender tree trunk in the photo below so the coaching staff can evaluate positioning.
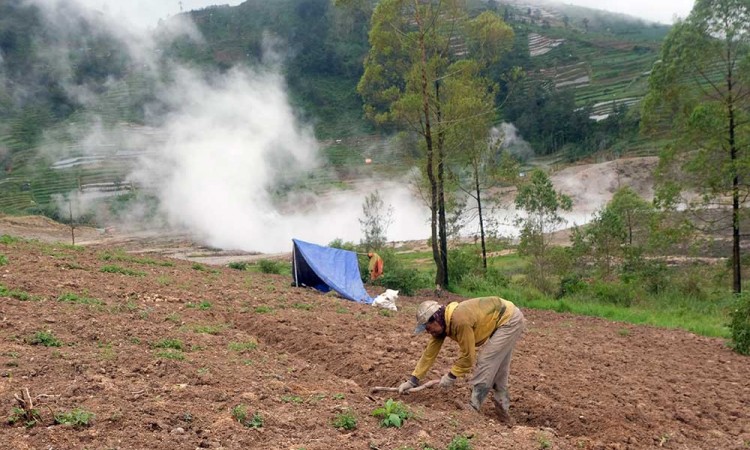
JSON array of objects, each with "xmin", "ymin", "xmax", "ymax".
[
  {"xmin": 415, "ymin": 2, "xmax": 446, "ymax": 289},
  {"xmin": 435, "ymin": 80, "xmax": 449, "ymax": 287},
  {"xmin": 475, "ymin": 164, "xmax": 487, "ymax": 269},
  {"xmin": 729, "ymin": 82, "xmax": 741, "ymax": 294}
]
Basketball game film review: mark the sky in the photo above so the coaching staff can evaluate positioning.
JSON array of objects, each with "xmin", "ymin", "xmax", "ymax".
[
  {"xmin": 558, "ymin": 0, "xmax": 694, "ymax": 24},
  {"xmin": 73, "ymin": 0, "xmax": 695, "ymax": 27}
]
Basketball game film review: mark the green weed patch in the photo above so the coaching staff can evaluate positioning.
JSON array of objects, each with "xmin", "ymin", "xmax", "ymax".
[{"xmin": 100, "ymin": 265, "xmax": 146, "ymax": 277}]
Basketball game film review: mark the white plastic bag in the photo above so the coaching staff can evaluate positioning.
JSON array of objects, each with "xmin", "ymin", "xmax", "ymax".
[{"xmin": 372, "ymin": 289, "xmax": 399, "ymax": 311}]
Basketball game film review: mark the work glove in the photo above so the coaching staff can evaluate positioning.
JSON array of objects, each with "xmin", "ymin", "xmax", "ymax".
[
  {"xmin": 439, "ymin": 372, "xmax": 456, "ymax": 389},
  {"xmin": 398, "ymin": 378, "xmax": 417, "ymax": 394}
]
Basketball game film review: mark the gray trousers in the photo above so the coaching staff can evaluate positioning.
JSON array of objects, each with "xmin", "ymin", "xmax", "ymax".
[{"xmin": 470, "ymin": 307, "xmax": 525, "ymax": 406}]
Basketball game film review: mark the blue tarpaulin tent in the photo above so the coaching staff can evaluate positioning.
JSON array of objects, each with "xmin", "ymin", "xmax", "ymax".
[{"xmin": 292, "ymin": 239, "xmax": 373, "ymax": 304}]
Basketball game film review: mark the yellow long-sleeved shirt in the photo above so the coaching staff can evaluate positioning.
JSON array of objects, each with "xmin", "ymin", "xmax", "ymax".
[{"xmin": 411, "ymin": 297, "xmax": 516, "ymax": 380}]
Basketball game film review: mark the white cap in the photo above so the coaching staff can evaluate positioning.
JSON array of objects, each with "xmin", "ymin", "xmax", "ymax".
[{"xmin": 414, "ymin": 300, "xmax": 441, "ymax": 334}]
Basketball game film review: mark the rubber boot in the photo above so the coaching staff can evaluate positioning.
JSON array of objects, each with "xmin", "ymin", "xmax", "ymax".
[
  {"xmin": 468, "ymin": 383, "xmax": 490, "ymax": 412},
  {"xmin": 490, "ymin": 388, "xmax": 514, "ymax": 427}
]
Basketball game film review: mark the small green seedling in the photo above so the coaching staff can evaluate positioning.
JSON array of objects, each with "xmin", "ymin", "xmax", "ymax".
[
  {"xmin": 447, "ymin": 435, "xmax": 472, "ymax": 450},
  {"xmin": 54, "ymin": 408, "xmax": 94, "ymax": 427},
  {"xmin": 28, "ymin": 331, "xmax": 62, "ymax": 347},
  {"xmin": 232, "ymin": 404, "xmax": 263, "ymax": 428},
  {"xmin": 228, "ymin": 340, "xmax": 258, "ymax": 352},
  {"xmin": 333, "ymin": 409, "xmax": 357, "ymax": 430},
  {"xmin": 100, "ymin": 265, "xmax": 146, "ymax": 276},
  {"xmin": 281, "ymin": 395, "xmax": 304, "ymax": 404},
  {"xmin": 152, "ymin": 339, "xmax": 184, "ymax": 350},
  {"xmin": 57, "ymin": 292, "xmax": 104, "ymax": 306},
  {"xmin": 536, "ymin": 433, "xmax": 552, "ymax": 449},
  {"xmin": 371, "ymin": 398, "xmax": 411, "ymax": 428},
  {"xmin": 187, "ymin": 300, "xmax": 212, "ymax": 310},
  {"xmin": 7, "ymin": 406, "xmax": 42, "ymax": 428}
]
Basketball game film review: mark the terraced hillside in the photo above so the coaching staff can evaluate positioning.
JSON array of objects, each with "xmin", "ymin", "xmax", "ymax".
[
  {"xmin": 527, "ymin": 29, "xmax": 663, "ymax": 121},
  {"xmin": 0, "ymin": 0, "xmax": 672, "ymax": 220}
]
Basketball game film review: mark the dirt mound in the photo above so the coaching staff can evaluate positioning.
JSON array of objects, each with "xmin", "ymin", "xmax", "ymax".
[
  {"xmin": 551, "ymin": 157, "xmax": 658, "ymax": 216},
  {"xmin": 0, "ymin": 214, "xmax": 101, "ymax": 244},
  {"xmin": 1, "ymin": 238, "xmax": 748, "ymax": 449}
]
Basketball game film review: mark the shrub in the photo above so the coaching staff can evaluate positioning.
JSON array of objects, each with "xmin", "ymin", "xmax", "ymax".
[
  {"xmin": 374, "ymin": 266, "xmax": 430, "ymax": 296},
  {"xmin": 328, "ymin": 238, "xmax": 358, "ymax": 252},
  {"xmin": 371, "ymin": 398, "xmax": 411, "ymax": 428},
  {"xmin": 458, "ymin": 268, "xmax": 511, "ymax": 294},
  {"xmin": 459, "ymin": 273, "xmax": 492, "ymax": 294},
  {"xmin": 228, "ymin": 261, "xmax": 249, "ymax": 270},
  {"xmin": 484, "ymin": 267, "xmax": 510, "ymax": 288},
  {"xmin": 589, "ymin": 281, "xmax": 635, "ymax": 307},
  {"xmin": 0, "ymin": 254, "xmax": 7, "ymax": 265},
  {"xmin": 558, "ymin": 274, "xmax": 586, "ymax": 298},
  {"xmin": 332, "ymin": 410, "xmax": 358, "ymax": 430},
  {"xmin": 258, "ymin": 259, "xmax": 285, "ymax": 274},
  {"xmin": 621, "ymin": 259, "xmax": 668, "ymax": 294},
  {"xmin": 729, "ymin": 294, "xmax": 750, "ymax": 355},
  {"xmin": 54, "ymin": 408, "xmax": 94, "ymax": 427},
  {"xmin": 191, "ymin": 263, "xmax": 212, "ymax": 272},
  {"xmin": 448, "ymin": 248, "xmax": 482, "ymax": 285}
]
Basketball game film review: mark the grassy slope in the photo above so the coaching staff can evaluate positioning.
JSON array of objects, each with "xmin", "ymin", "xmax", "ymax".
[{"xmin": 398, "ymin": 247, "xmax": 732, "ymax": 339}]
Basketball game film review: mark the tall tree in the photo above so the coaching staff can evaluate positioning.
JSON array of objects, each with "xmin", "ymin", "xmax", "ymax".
[
  {"xmin": 357, "ymin": 1, "xmax": 512, "ymax": 288},
  {"xmin": 443, "ymin": 60, "xmax": 496, "ymax": 269},
  {"xmin": 446, "ymin": 80, "xmax": 518, "ymax": 269},
  {"xmin": 642, "ymin": 0, "xmax": 750, "ymax": 293},
  {"xmin": 572, "ymin": 187, "xmax": 655, "ymax": 280}
]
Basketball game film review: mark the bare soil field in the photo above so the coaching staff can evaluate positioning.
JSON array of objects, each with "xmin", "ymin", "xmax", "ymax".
[{"xmin": 1, "ymin": 216, "xmax": 749, "ymax": 450}]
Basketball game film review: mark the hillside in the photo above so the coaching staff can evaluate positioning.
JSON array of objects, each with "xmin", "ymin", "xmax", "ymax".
[
  {"xmin": 1, "ymin": 228, "xmax": 749, "ymax": 449},
  {"xmin": 0, "ymin": 0, "xmax": 671, "ymax": 227}
]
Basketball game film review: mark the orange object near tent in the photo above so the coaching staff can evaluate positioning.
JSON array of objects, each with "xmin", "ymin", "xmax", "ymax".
[{"xmin": 368, "ymin": 252, "xmax": 384, "ymax": 281}]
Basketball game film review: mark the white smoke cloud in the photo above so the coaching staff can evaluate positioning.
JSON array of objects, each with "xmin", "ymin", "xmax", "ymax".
[
  {"xmin": 122, "ymin": 63, "xmax": 431, "ymax": 253},
  {"xmin": 24, "ymin": 0, "xmax": 430, "ymax": 253},
  {"xmin": 494, "ymin": 123, "xmax": 534, "ymax": 162}
]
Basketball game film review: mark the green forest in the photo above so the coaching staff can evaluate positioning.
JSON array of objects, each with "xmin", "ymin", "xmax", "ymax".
[{"xmin": 1, "ymin": 0, "xmax": 749, "ymax": 355}]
